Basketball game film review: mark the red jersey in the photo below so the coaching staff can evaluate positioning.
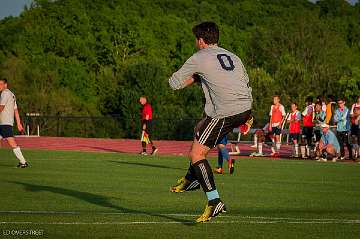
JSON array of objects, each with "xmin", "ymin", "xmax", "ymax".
[
  {"xmin": 270, "ymin": 104, "xmax": 286, "ymax": 127},
  {"xmin": 302, "ymin": 105, "xmax": 314, "ymax": 127},
  {"xmin": 289, "ymin": 111, "xmax": 301, "ymax": 134},
  {"xmin": 141, "ymin": 103, "xmax": 153, "ymax": 120}
]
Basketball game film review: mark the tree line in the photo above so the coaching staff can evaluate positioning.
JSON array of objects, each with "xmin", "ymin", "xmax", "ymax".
[{"xmin": 0, "ymin": 0, "xmax": 359, "ymax": 138}]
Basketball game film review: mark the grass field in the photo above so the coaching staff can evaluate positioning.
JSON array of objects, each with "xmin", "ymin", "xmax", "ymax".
[{"xmin": 0, "ymin": 148, "xmax": 360, "ymax": 239}]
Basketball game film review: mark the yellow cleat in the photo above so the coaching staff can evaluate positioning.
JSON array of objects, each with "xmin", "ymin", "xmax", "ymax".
[
  {"xmin": 170, "ymin": 177, "xmax": 200, "ymax": 193},
  {"xmin": 213, "ymin": 167, "xmax": 224, "ymax": 174},
  {"xmin": 196, "ymin": 200, "xmax": 226, "ymax": 223}
]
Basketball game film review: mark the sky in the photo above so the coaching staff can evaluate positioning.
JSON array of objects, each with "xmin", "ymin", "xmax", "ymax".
[
  {"xmin": 0, "ymin": 0, "xmax": 32, "ymax": 20},
  {"xmin": 0, "ymin": 0, "xmax": 358, "ymax": 20}
]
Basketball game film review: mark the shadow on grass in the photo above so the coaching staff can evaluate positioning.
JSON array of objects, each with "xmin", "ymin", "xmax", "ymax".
[
  {"xmin": 108, "ymin": 160, "xmax": 185, "ymax": 171},
  {"xmin": 8, "ymin": 181, "xmax": 195, "ymax": 226}
]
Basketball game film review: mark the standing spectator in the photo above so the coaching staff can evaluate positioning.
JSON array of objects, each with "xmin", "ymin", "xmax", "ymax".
[
  {"xmin": 326, "ymin": 95, "xmax": 337, "ymax": 133},
  {"xmin": 350, "ymin": 97, "xmax": 360, "ymax": 159},
  {"xmin": 269, "ymin": 95, "xmax": 286, "ymax": 157},
  {"xmin": 301, "ymin": 96, "xmax": 315, "ymax": 158},
  {"xmin": 139, "ymin": 96, "xmax": 158, "ymax": 156},
  {"xmin": 334, "ymin": 97, "xmax": 352, "ymax": 160},
  {"xmin": 288, "ymin": 102, "xmax": 301, "ymax": 157},
  {"xmin": 314, "ymin": 102, "xmax": 326, "ymax": 151}
]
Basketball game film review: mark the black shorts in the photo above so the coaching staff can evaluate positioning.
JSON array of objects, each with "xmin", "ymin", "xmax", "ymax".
[
  {"xmin": 272, "ymin": 127, "xmax": 282, "ymax": 135},
  {"xmin": 195, "ymin": 110, "xmax": 252, "ymax": 148},
  {"xmin": 142, "ymin": 120, "xmax": 153, "ymax": 136},
  {"xmin": 0, "ymin": 125, "xmax": 14, "ymax": 138},
  {"xmin": 314, "ymin": 129, "xmax": 322, "ymax": 142},
  {"xmin": 302, "ymin": 126, "xmax": 314, "ymax": 140},
  {"xmin": 351, "ymin": 125, "xmax": 359, "ymax": 137},
  {"xmin": 289, "ymin": 133, "xmax": 300, "ymax": 142}
]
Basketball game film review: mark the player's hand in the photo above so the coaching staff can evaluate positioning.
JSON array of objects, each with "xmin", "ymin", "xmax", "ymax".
[
  {"xmin": 17, "ymin": 124, "xmax": 25, "ymax": 134},
  {"xmin": 268, "ymin": 126, "xmax": 272, "ymax": 132}
]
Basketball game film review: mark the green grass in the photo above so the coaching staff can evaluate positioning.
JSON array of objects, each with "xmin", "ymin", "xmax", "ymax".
[{"xmin": 0, "ymin": 148, "xmax": 360, "ymax": 239}]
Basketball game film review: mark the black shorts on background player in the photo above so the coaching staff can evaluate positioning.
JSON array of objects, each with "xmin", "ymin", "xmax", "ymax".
[
  {"xmin": 302, "ymin": 126, "xmax": 313, "ymax": 145},
  {"xmin": 289, "ymin": 133, "xmax": 300, "ymax": 142},
  {"xmin": 0, "ymin": 125, "xmax": 14, "ymax": 138},
  {"xmin": 314, "ymin": 129, "xmax": 321, "ymax": 142},
  {"xmin": 272, "ymin": 127, "xmax": 282, "ymax": 136},
  {"xmin": 195, "ymin": 110, "xmax": 252, "ymax": 149}
]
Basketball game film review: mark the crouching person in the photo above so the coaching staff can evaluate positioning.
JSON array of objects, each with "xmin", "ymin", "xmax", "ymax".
[{"xmin": 318, "ymin": 123, "xmax": 340, "ymax": 162}]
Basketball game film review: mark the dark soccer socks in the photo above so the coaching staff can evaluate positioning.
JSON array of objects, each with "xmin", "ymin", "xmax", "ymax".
[
  {"xmin": 141, "ymin": 141, "xmax": 147, "ymax": 152},
  {"xmin": 185, "ymin": 162, "xmax": 197, "ymax": 182},
  {"xmin": 193, "ymin": 159, "xmax": 220, "ymax": 204}
]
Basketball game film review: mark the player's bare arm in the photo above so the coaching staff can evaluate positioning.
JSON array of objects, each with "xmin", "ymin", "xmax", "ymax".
[{"xmin": 14, "ymin": 109, "xmax": 24, "ymax": 133}]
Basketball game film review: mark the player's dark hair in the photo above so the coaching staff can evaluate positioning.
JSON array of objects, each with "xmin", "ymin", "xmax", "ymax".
[
  {"xmin": 291, "ymin": 102, "xmax": 298, "ymax": 107},
  {"xmin": 192, "ymin": 22, "xmax": 219, "ymax": 45},
  {"xmin": 327, "ymin": 94, "xmax": 335, "ymax": 101},
  {"xmin": 0, "ymin": 78, "xmax": 7, "ymax": 83},
  {"xmin": 337, "ymin": 96, "xmax": 345, "ymax": 102},
  {"xmin": 305, "ymin": 96, "xmax": 313, "ymax": 103}
]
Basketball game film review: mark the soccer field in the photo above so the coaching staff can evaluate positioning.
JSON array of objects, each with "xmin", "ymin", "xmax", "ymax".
[{"xmin": 0, "ymin": 149, "xmax": 359, "ymax": 239}]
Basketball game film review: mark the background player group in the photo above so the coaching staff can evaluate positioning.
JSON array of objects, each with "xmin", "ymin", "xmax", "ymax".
[{"xmin": 249, "ymin": 95, "xmax": 360, "ymax": 163}]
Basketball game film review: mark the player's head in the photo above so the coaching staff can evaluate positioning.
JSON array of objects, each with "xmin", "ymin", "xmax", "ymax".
[
  {"xmin": 139, "ymin": 96, "xmax": 147, "ymax": 105},
  {"xmin": 192, "ymin": 22, "xmax": 219, "ymax": 49},
  {"xmin": 0, "ymin": 78, "xmax": 8, "ymax": 91},
  {"xmin": 291, "ymin": 102, "xmax": 297, "ymax": 112},
  {"xmin": 327, "ymin": 94, "xmax": 335, "ymax": 102},
  {"xmin": 337, "ymin": 97, "xmax": 345, "ymax": 109},
  {"xmin": 305, "ymin": 96, "xmax": 313, "ymax": 105},
  {"xmin": 321, "ymin": 123, "xmax": 330, "ymax": 133},
  {"xmin": 354, "ymin": 107, "xmax": 360, "ymax": 115},
  {"xmin": 273, "ymin": 95, "xmax": 280, "ymax": 105},
  {"xmin": 315, "ymin": 102, "xmax": 322, "ymax": 112}
]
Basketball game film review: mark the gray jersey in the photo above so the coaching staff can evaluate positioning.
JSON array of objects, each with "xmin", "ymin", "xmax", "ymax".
[
  {"xmin": 0, "ymin": 89, "xmax": 17, "ymax": 126},
  {"xmin": 169, "ymin": 46, "xmax": 252, "ymax": 118}
]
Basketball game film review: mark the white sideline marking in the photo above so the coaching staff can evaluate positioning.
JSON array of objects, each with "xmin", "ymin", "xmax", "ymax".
[
  {"xmin": 1, "ymin": 220, "xmax": 360, "ymax": 225},
  {"xmin": 0, "ymin": 210, "xmax": 359, "ymax": 225}
]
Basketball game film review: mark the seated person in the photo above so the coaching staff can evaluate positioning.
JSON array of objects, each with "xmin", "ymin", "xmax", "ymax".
[{"xmin": 318, "ymin": 123, "xmax": 340, "ymax": 162}]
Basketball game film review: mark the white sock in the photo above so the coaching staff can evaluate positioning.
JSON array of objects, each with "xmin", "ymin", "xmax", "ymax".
[
  {"xmin": 253, "ymin": 135, "xmax": 258, "ymax": 146},
  {"xmin": 276, "ymin": 143, "xmax": 281, "ymax": 151},
  {"xmin": 13, "ymin": 147, "xmax": 26, "ymax": 164},
  {"xmin": 295, "ymin": 144, "xmax": 299, "ymax": 156},
  {"xmin": 306, "ymin": 145, "xmax": 310, "ymax": 157},
  {"xmin": 271, "ymin": 146, "xmax": 276, "ymax": 153},
  {"xmin": 301, "ymin": 146, "xmax": 306, "ymax": 157},
  {"xmin": 258, "ymin": 143, "xmax": 263, "ymax": 154}
]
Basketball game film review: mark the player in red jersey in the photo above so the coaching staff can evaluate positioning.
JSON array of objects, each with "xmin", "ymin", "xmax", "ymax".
[
  {"xmin": 139, "ymin": 96, "xmax": 158, "ymax": 156},
  {"xmin": 269, "ymin": 95, "xmax": 286, "ymax": 157},
  {"xmin": 301, "ymin": 96, "xmax": 315, "ymax": 158},
  {"xmin": 287, "ymin": 102, "xmax": 301, "ymax": 157}
]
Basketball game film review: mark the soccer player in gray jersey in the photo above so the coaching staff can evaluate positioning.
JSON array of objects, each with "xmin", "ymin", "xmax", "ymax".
[
  {"xmin": 169, "ymin": 22, "xmax": 253, "ymax": 222},
  {"xmin": 0, "ymin": 78, "xmax": 28, "ymax": 168}
]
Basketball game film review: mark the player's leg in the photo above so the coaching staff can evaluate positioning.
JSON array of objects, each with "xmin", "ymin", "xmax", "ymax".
[
  {"xmin": 146, "ymin": 121, "xmax": 158, "ymax": 156},
  {"xmin": 337, "ymin": 132, "xmax": 345, "ymax": 159},
  {"xmin": 0, "ymin": 125, "xmax": 28, "ymax": 168},
  {"xmin": 214, "ymin": 136, "xmax": 229, "ymax": 174},
  {"xmin": 170, "ymin": 161, "xmax": 200, "ymax": 193},
  {"xmin": 7, "ymin": 137, "xmax": 28, "ymax": 168},
  {"xmin": 170, "ymin": 118, "xmax": 209, "ymax": 193},
  {"xmin": 194, "ymin": 111, "xmax": 252, "ymax": 222},
  {"xmin": 213, "ymin": 145, "xmax": 224, "ymax": 174},
  {"xmin": 344, "ymin": 132, "xmax": 353, "ymax": 160},
  {"xmin": 306, "ymin": 127, "xmax": 314, "ymax": 158}
]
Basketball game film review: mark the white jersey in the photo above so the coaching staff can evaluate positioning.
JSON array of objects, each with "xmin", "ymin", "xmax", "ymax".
[{"xmin": 0, "ymin": 89, "xmax": 17, "ymax": 126}]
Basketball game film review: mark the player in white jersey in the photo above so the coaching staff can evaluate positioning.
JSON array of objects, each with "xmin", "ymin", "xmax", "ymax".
[
  {"xmin": 168, "ymin": 22, "xmax": 253, "ymax": 222},
  {"xmin": 0, "ymin": 78, "xmax": 28, "ymax": 168}
]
